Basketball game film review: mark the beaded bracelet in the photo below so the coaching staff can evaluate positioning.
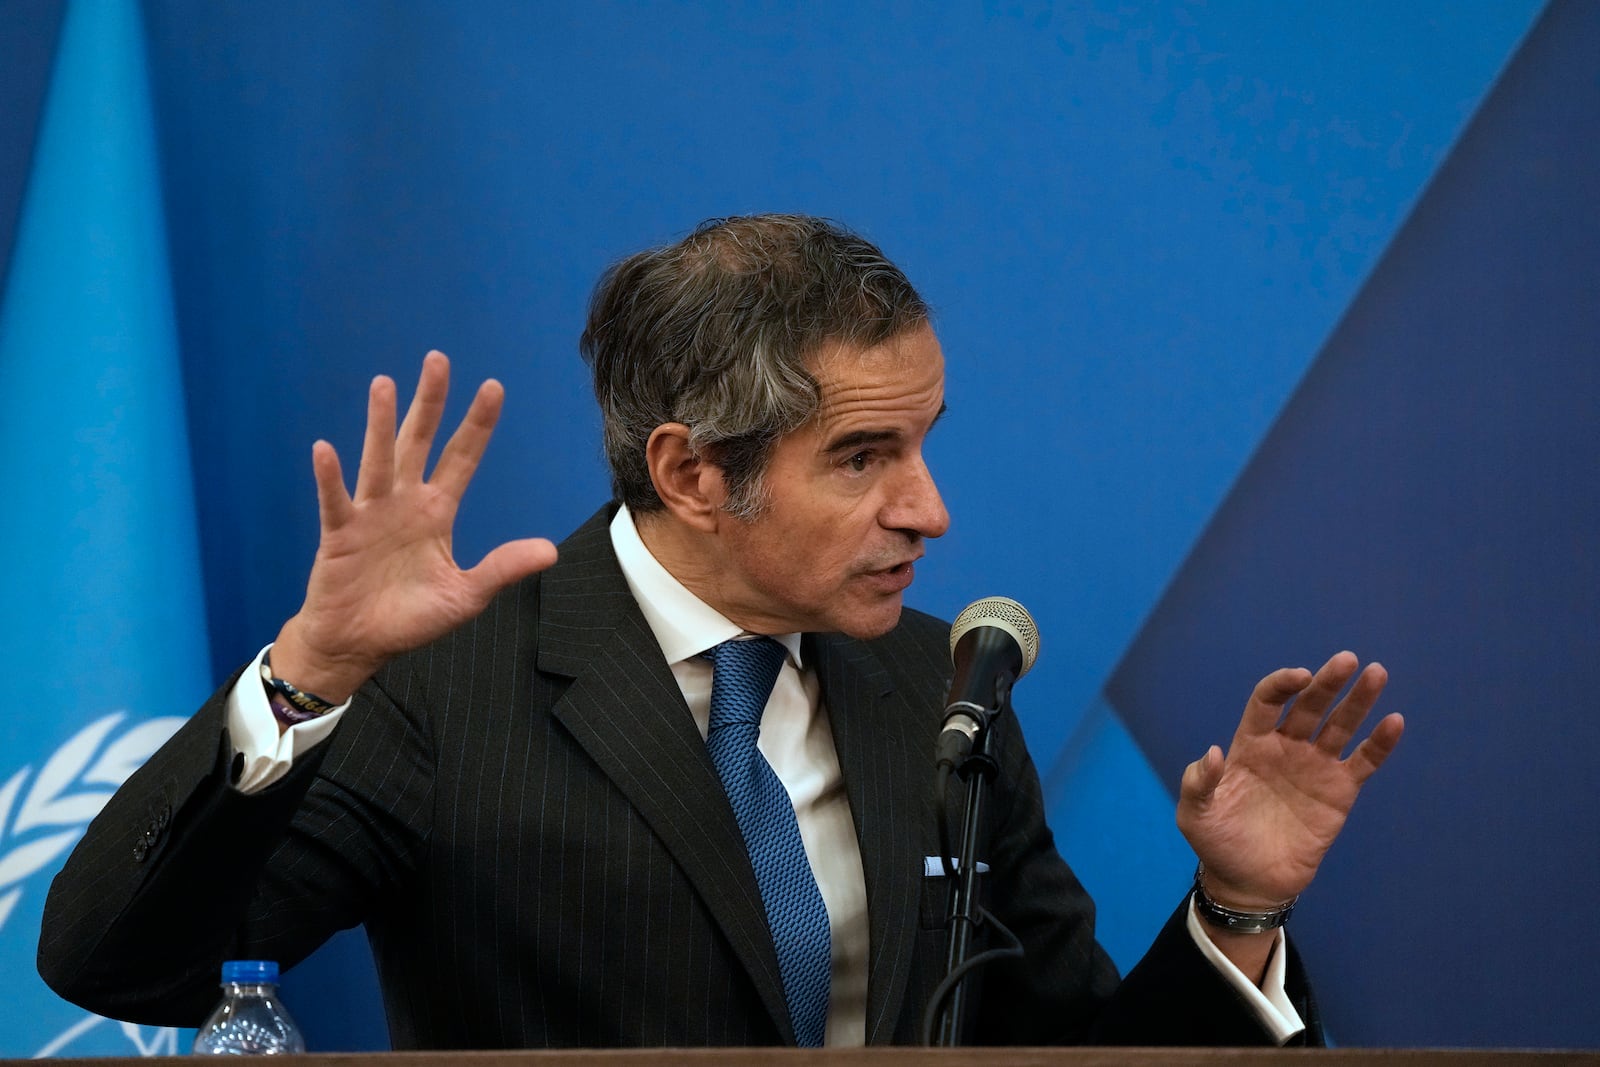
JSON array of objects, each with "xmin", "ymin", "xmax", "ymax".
[{"xmin": 260, "ymin": 649, "xmax": 339, "ymax": 726}]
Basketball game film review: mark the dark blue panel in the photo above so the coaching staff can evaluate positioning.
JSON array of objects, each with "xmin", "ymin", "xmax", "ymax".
[
  {"xmin": 1107, "ymin": 0, "xmax": 1599, "ymax": 1047},
  {"xmin": 0, "ymin": 0, "xmax": 64, "ymax": 286}
]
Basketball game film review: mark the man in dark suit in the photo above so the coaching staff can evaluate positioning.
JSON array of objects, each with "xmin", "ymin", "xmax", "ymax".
[{"xmin": 40, "ymin": 215, "xmax": 1402, "ymax": 1048}]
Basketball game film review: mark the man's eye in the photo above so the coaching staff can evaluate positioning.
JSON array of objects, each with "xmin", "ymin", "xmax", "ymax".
[{"xmin": 846, "ymin": 451, "xmax": 871, "ymax": 472}]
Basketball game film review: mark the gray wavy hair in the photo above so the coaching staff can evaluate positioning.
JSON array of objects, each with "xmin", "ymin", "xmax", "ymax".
[{"xmin": 580, "ymin": 214, "xmax": 930, "ymax": 518}]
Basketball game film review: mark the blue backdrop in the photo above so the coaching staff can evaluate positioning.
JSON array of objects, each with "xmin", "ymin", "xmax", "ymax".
[{"xmin": 3, "ymin": 0, "xmax": 1591, "ymax": 1054}]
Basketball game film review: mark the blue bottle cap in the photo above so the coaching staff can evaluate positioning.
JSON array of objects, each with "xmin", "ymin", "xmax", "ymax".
[{"xmin": 221, "ymin": 960, "xmax": 279, "ymax": 984}]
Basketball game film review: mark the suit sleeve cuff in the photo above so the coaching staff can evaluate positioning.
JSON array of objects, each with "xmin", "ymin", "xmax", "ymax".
[
  {"xmin": 226, "ymin": 644, "xmax": 349, "ymax": 792},
  {"xmin": 1185, "ymin": 895, "xmax": 1305, "ymax": 1044}
]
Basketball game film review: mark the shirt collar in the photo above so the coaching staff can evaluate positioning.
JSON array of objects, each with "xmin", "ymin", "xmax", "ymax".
[{"xmin": 609, "ymin": 504, "xmax": 804, "ymax": 669}]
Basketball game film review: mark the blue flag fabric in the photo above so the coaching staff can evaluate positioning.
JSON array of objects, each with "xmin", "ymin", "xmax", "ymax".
[{"xmin": 0, "ymin": 0, "xmax": 207, "ymax": 1056}]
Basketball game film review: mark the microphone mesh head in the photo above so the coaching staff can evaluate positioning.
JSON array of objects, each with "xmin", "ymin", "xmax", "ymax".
[{"xmin": 949, "ymin": 596, "xmax": 1041, "ymax": 676}]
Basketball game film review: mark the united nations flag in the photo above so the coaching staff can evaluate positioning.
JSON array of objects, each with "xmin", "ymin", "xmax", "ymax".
[{"xmin": 0, "ymin": 0, "xmax": 205, "ymax": 1056}]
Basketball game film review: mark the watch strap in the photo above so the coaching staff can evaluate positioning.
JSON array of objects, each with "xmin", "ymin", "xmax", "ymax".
[{"xmin": 1192, "ymin": 862, "xmax": 1297, "ymax": 934}]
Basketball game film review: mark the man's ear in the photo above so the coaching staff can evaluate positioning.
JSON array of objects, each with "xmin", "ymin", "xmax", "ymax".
[{"xmin": 645, "ymin": 423, "xmax": 723, "ymax": 532}]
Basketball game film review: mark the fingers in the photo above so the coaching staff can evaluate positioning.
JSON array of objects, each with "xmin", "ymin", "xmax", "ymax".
[
  {"xmin": 352, "ymin": 374, "xmax": 398, "ymax": 501},
  {"xmin": 1178, "ymin": 744, "xmax": 1225, "ymax": 807},
  {"xmin": 1278, "ymin": 651, "xmax": 1360, "ymax": 741},
  {"xmin": 430, "ymin": 379, "xmax": 506, "ymax": 499},
  {"xmin": 395, "ymin": 351, "xmax": 452, "ymax": 483},
  {"xmin": 1313, "ymin": 661, "xmax": 1388, "ymax": 755},
  {"xmin": 1236, "ymin": 652, "xmax": 1400, "ymax": 774},
  {"xmin": 1236, "ymin": 665, "xmax": 1314, "ymax": 738},
  {"xmin": 347, "ymin": 352, "xmax": 500, "ymax": 504},
  {"xmin": 311, "ymin": 439, "xmax": 354, "ymax": 528},
  {"xmin": 466, "ymin": 539, "xmax": 559, "ymax": 599},
  {"xmin": 1344, "ymin": 711, "xmax": 1405, "ymax": 785}
]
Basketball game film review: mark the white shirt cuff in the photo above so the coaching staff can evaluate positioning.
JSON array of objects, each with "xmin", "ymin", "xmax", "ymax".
[
  {"xmin": 1185, "ymin": 894, "xmax": 1305, "ymax": 1044},
  {"xmin": 225, "ymin": 644, "xmax": 349, "ymax": 793}
]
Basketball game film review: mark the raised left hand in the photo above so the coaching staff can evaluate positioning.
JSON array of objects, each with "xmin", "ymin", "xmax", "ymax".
[{"xmin": 1176, "ymin": 651, "xmax": 1404, "ymax": 909}]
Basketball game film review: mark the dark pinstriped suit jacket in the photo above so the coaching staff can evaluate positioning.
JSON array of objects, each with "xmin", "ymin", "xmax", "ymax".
[{"xmin": 40, "ymin": 505, "xmax": 1316, "ymax": 1048}]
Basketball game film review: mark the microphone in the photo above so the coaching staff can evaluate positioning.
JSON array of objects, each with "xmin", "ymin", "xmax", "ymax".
[{"xmin": 936, "ymin": 596, "xmax": 1040, "ymax": 768}]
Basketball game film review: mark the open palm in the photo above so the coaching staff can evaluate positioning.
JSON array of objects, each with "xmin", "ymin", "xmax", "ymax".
[
  {"xmin": 271, "ymin": 352, "xmax": 557, "ymax": 702},
  {"xmin": 1176, "ymin": 652, "xmax": 1404, "ymax": 908}
]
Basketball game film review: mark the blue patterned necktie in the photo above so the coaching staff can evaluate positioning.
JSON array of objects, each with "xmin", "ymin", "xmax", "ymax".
[{"xmin": 703, "ymin": 637, "xmax": 832, "ymax": 1047}]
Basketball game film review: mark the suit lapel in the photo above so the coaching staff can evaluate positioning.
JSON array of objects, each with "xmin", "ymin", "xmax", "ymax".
[
  {"xmin": 537, "ymin": 508, "xmax": 795, "ymax": 1044},
  {"xmin": 811, "ymin": 632, "xmax": 928, "ymax": 1045}
]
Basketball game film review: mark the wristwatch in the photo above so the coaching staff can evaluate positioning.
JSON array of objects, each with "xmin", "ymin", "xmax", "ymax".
[{"xmin": 1192, "ymin": 863, "xmax": 1297, "ymax": 934}]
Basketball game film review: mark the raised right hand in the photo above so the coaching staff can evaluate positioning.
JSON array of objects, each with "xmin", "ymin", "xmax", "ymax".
[{"xmin": 270, "ymin": 351, "xmax": 558, "ymax": 704}]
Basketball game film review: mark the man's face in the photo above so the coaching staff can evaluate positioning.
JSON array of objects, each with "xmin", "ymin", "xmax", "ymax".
[{"xmin": 706, "ymin": 322, "xmax": 949, "ymax": 638}]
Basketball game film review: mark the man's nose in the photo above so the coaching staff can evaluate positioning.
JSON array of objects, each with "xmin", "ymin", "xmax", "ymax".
[{"xmin": 885, "ymin": 454, "xmax": 949, "ymax": 540}]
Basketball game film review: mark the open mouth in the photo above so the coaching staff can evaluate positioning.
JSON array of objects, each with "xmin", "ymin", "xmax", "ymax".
[{"xmin": 864, "ymin": 560, "xmax": 916, "ymax": 593}]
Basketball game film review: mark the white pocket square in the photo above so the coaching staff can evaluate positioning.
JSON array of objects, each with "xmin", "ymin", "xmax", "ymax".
[{"xmin": 923, "ymin": 857, "xmax": 990, "ymax": 877}]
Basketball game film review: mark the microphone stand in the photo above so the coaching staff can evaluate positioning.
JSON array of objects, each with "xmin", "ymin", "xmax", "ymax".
[{"xmin": 930, "ymin": 672, "xmax": 1017, "ymax": 1047}]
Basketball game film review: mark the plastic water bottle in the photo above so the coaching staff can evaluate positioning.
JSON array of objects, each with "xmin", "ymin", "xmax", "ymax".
[{"xmin": 192, "ymin": 960, "xmax": 306, "ymax": 1055}]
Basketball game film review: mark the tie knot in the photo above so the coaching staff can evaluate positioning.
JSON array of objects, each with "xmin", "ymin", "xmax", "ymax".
[{"xmin": 705, "ymin": 637, "xmax": 787, "ymax": 730}]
